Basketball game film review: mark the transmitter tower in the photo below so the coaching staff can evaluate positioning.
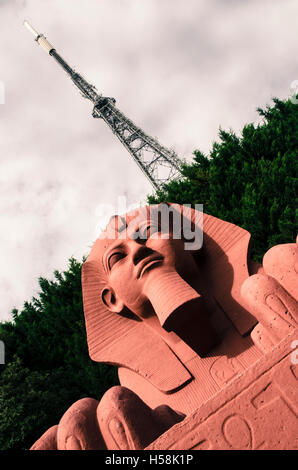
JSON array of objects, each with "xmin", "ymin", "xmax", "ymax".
[{"xmin": 24, "ymin": 21, "xmax": 183, "ymax": 191}]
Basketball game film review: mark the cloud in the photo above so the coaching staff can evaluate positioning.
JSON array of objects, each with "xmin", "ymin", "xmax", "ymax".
[{"xmin": 0, "ymin": 0, "xmax": 297, "ymax": 320}]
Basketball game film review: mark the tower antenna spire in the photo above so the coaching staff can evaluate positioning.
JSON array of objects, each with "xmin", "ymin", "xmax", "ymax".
[{"xmin": 24, "ymin": 21, "xmax": 183, "ymax": 190}]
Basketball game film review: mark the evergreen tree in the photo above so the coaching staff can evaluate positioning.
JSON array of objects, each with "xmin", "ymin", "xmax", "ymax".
[
  {"xmin": 0, "ymin": 97, "xmax": 297, "ymax": 449},
  {"xmin": 148, "ymin": 98, "xmax": 297, "ymax": 261},
  {"xmin": 0, "ymin": 259, "xmax": 118, "ymax": 450}
]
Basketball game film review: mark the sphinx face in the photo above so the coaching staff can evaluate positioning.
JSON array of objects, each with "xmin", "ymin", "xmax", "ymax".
[{"xmin": 101, "ymin": 219, "xmax": 199, "ymax": 318}]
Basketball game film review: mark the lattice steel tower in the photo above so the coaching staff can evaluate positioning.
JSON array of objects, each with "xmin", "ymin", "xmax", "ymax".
[{"xmin": 24, "ymin": 21, "xmax": 183, "ymax": 191}]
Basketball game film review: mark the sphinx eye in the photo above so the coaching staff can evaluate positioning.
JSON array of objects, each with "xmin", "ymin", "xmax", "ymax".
[{"xmin": 108, "ymin": 252, "xmax": 126, "ymax": 270}]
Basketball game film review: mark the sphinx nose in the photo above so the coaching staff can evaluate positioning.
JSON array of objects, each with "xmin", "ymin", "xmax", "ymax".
[{"xmin": 132, "ymin": 245, "xmax": 155, "ymax": 266}]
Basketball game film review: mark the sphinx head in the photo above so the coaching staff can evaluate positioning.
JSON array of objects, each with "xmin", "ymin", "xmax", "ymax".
[
  {"xmin": 94, "ymin": 204, "xmax": 202, "ymax": 320},
  {"xmin": 82, "ymin": 203, "xmax": 253, "ymax": 363}
]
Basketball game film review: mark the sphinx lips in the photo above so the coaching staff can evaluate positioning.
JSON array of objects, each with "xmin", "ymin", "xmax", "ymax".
[{"xmin": 137, "ymin": 256, "xmax": 164, "ymax": 279}]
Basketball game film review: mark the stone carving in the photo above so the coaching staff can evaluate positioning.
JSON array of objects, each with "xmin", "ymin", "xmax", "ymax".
[
  {"xmin": 31, "ymin": 203, "xmax": 298, "ymax": 450},
  {"xmin": 148, "ymin": 335, "xmax": 298, "ymax": 450}
]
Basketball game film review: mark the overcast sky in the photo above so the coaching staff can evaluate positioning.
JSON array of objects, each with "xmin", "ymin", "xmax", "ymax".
[{"xmin": 0, "ymin": 0, "xmax": 297, "ymax": 322}]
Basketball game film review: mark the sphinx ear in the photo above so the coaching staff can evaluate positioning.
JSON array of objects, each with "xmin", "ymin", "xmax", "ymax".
[{"xmin": 101, "ymin": 287, "xmax": 124, "ymax": 313}]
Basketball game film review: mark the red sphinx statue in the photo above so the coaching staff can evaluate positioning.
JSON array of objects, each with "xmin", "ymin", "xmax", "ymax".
[{"xmin": 31, "ymin": 203, "xmax": 298, "ymax": 450}]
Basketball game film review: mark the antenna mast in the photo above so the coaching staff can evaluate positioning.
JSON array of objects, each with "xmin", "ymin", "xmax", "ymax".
[{"xmin": 24, "ymin": 21, "xmax": 183, "ymax": 191}]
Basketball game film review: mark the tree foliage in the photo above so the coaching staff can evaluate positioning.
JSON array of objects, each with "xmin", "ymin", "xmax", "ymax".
[
  {"xmin": 0, "ymin": 259, "xmax": 118, "ymax": 450},
  {"xmin": 148, "ymin": 98, "xmax": 297, "ymax": 261},
  {"xmin": 0, "ymin": 97, "xmax": 297, "ymax": 449}
]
